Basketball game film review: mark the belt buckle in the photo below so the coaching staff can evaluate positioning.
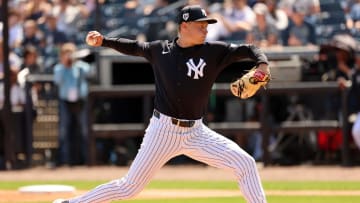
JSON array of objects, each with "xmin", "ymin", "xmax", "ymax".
[{"xmin": 171, "ymin": 118, "xmax": 181, "ymax": 127}]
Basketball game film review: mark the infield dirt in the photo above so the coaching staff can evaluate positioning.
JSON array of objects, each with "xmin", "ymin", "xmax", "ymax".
[
  {"xmin": 1, "ymin": 165, "xmax": 360, "ymax": 202},
  {"xmin": 0, "ymin": 164, "xmax": 360, "ymax": 181}
]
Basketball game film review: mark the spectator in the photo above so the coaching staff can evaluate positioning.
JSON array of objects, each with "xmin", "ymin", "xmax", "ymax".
[
  {"xmin": 118, "ymin": 0, "xmax": 146, "ymax": 38},
  {"xmin": 18, "ymin": 45, "xmax": 43, "ymax": 109},
  {"xmin": 7, "ymin": 0, "xmax": 28, "ymax": 23},
  {"xmin": 53, "ymin": 43, "xmax": 91, "ymax": 166},
  {"xmin": 21, "ymin": 19, "xmax": 46, "ymax": 55},
  {"xmin": 306, "ymin": 0, "xmax": 321, "ymax": 25},
  {"xmin": 1, "ymin": 37, "xmax": 19, "ymax": 169},
  {"xmin": 265, "ymin": 0, "xmax": 288, "ymax": 32},
  {"xmin": 52, "ymin": 0, "xmax": 85, "ymax": 42},
  {"xmin": 207, "ymin": 0, "xmax": 256, "ymax": 41},
  {"xmin": 8, "ymin": 9, "xmax": 24, "ymax": 51},
  {"xmin": 44, "ymin": 13, "xmax": 69, "ymax": 45},
  {"xmin": 0, "ymin": 38, "xmax": 25, "ymax": 166},
  {"xmin": 324, "ymin": 34, "xmax": 360, "ymax": 151},
  {"xmin": 0, "ymin": 39, "xmax": 22, "ymax": 80},
  {"xmin": 19, "ymin": 46, "xmax": 41, "ymax": 73},
  {"xmin": 0, "ymin": 9, "xmax": 23, "ymax": 53},
  {"xmin": 325, "ymin": 34, "xmax": 358, "ymax": 82},
  {"xmin": 278, "ymin": 0, "xmax": 319, "ymax": 17},
  {"xmin": 282, "ymin": 5, "xmax": 316, "ymax": 46},
  {"xmin": 82, "ymin": 0, "xmax": 97, "ymax": 14},
  {"xmin": 278, "ymin": 0, "xmax": 321, "ymax": 26},
  {"xmin": 23, "ymin": 0, "xmax": 53, "ymax": 25},
  {"xmin": 0, "ymin": 69, "xmax": 26, "ymax": 169},
  {"xmin": 312, "ymin": 34, "xmax": 354, "ymax": 123},
  {"xmin": 187, "ymin": 0, "xmax": 210, "ymax": 8},
  {"xmin": 246, "ymin": 3, "xmax": 280, "ymax": 47},
  {"xmin": 144, "ymin": 0, "xmax": 176, "ymax": 41},
  {"xmin": 347, "ymin": 0, "xmax": 360, "ymax": 34},
  {"xmin": 43, "ymin": 14, "xmax": 69, "ymax": 72}
]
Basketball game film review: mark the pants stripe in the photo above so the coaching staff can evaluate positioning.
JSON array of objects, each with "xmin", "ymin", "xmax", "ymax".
[
  {"xmin": 68, "ymin": 112, "xmax": 266, "ymax": 203},
  {"xmin": 352, "ymin": 113, "xmax": 360, "ymax": 149}
]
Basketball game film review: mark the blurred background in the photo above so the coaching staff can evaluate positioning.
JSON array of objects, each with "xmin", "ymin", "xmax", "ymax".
[{"xmin": 1, "ymin": 0, "xmax": 360, "ymax": 170}]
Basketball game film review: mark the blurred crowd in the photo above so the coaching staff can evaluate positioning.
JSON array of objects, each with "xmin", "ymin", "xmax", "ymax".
[
  {"xmin": 1, "ymin": 0, "xmax": 360, "ymax": 76},
  {"xmin": 1, "ymin": 0, "xmax": 360, "ymax": 167}
]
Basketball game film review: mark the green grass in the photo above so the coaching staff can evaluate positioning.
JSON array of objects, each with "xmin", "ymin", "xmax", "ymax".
[
  {"xmin": 119, "ymin": 196, "xmax": 360, "ymax": 203},
  {"xmin": 34, "ymin": 197, "xmax": 360, "ymax": 203},
  {"xmin": 2, "ymin": 180, "xmax": 360, "ymax": 203},
  {"xmin": 262, "ymin": 181, "xmax": 360, "ymax": 190}
]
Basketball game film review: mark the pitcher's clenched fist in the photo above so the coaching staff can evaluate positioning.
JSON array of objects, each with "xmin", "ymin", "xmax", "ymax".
[{"xmin": 86, "ymin": 31, "xmax": 103, "ymax": 47}]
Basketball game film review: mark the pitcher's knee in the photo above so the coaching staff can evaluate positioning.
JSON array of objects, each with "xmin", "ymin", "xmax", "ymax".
[
  {"xmin": 245, "ymin": 155, "xmax": 257, "ymax": 171},
  {"xmin": 233, "ymin": 152, "xmax": 257, "ymax": 176},
  {"xmin": 240, "ymin": 152, "xmax": 256, "ymax": 166},
  {"xmin": 108, "ymin": 178, "xmax": 145, "ymax": 199}
]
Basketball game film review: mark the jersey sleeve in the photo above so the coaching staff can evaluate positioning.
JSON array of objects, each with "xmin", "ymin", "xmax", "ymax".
[
  {"xmin": 102, "ymin": 37, "xmax": 152, "ymax": 60},
  {"xmin": 214, "ymin": 42, "xmax": 269, "ymax": 68}
]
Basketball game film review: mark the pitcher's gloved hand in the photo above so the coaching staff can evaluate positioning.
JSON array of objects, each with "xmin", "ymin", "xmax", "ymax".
[{"xmin": 230, "ymin": 68, "xmax": 270, "ymax": 99}]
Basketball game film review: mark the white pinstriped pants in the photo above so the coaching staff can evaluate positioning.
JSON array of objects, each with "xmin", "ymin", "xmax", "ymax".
[
  {"xmin": 69, "ymin": 111, "xmax": 266, "ymax": 203},
  {"xmin": 352, "ymin": 113, "xmax": 360, "ymax": 149}
]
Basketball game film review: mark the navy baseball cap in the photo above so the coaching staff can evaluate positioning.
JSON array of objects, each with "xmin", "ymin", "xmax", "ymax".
[{"xmin": 177, "ymin": 5, "xmax": 217, "ymax": 24}]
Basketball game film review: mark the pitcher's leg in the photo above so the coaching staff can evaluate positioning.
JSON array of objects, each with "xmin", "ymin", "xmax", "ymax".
[
  {"xmin": 68, "ymin": 118, "xmax": 179, "ymax": 203},
  {"xmin": 352, "ymin": 113, "xmax": 360, "ymax": 149},
  {"xmin": 184, "ymin": 125, "xmax": 266, "ymax": 203}
]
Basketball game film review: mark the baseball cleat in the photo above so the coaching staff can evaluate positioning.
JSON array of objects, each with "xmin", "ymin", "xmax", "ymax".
[{"xmin": 52, "ymin": 199, "xmax": 69, "ymax": 203}]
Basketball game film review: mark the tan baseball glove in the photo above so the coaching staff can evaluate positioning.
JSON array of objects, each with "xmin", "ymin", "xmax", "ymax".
[{"xmin": 230, "ymin": 68, "xmax": 270, "ymax": 99}]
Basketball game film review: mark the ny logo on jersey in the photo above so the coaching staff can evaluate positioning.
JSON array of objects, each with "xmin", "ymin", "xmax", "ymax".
[{"xmin": 186, "ymin": 58, "xmax": 206, "ymax": 79}]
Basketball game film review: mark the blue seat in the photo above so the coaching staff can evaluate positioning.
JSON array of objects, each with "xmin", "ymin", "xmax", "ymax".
[
  {"xmin": 320, "ymin": 0, "xmax": 343, "ymax": 12},
  {"xmin": 102, "ymin": 17, "xmax": 125, "ymax": 29},
  {"xmin": 102, "ymin": 4, "xmax": 125, "ymax": 18},
  {"xmin": 319, "ymin": 12, "xmax": 346, "ymax": 25},
  {"xmin": 104, "ymin": 0, "xmax": 126, "ymax": 4}
]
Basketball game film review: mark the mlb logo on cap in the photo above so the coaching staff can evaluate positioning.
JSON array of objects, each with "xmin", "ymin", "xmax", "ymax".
[
  {"xmin": 183, "ymin": 13, "xmax": 189, "ymax": 21},
  {"xmin": 178, "ymin": 5, "xmax": 217, "ymax": 24}
]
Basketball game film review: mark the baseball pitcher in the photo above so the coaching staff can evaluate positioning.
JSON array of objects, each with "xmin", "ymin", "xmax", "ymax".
[{"xmin": 54, "ymin": 5, "xmax": 270, "ymax": 203}]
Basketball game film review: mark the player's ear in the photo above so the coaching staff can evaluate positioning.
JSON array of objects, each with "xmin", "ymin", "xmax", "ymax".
[
  {"xmin": 179, "ymin": 22, "xmax": 185, "ymax": 31},
  {"xmin": 179, "ymin": 22, "xmax": 189, "ymax": 34}
]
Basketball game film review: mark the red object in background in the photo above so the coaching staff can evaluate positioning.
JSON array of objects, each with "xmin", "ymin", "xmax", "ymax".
[{"xmin": 317, "ymin": 129, "xmax": 343, "ymax": 151}]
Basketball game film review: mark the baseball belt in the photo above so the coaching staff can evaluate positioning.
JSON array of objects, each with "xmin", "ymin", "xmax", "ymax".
[{"xmin": 153, "ymin": 109, "xmax": 195, "ymax": 128}]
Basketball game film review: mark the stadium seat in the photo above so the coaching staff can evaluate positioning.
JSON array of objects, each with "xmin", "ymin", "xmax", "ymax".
[{"xmin": 102, "ymin": 4, "xmax": 125, "ymax": 18}]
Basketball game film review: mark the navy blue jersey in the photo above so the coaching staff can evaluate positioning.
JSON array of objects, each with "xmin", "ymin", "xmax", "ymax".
[{"xmin": 102, "ymin": 38, "xmax": 268, "ymax": 119}]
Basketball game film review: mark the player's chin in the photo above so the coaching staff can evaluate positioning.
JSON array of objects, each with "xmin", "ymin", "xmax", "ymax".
[{"xmin": 198, "ymin": 36, "xmax": 206, "ymax": 43}]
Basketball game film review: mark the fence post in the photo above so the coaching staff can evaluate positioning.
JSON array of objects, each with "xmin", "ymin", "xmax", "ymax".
[
  {"xmin": 24, "ymin": 81, "xmax": 34, "ymax": 167},
  {"xmin": 261, "ymin": 93, "xmax": 271, "ymax": 166},
  {"xmin": 341, "ymin": 87, "xmax": 351, "ymax": 166},
  {"xmin": 88, "ymin": 93, "xmax": 96, "ymax": 166}
]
